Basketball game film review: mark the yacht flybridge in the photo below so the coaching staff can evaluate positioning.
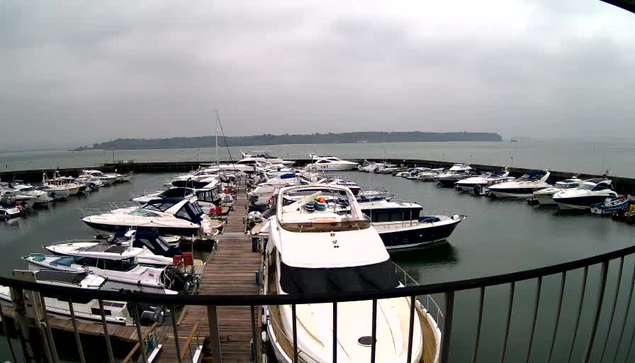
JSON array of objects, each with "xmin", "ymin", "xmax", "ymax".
[
  {"xmin": 487, "ymin": 171, "xmax": 551, "ymax": 199},
  {"xmin": 81, "ymin": 199, "xmax": 213, "ymax": 236},
  {"xmin": 304, "ymin": 155, "xmax": 359, "ymax": 171},
  {"xmin": 261, "ymin": 185, "xmax": 434, "ymax": 363}
]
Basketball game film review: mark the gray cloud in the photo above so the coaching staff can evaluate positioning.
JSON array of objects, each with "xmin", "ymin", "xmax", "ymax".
[{"xmin": 1, "ymin": 0, "xmax": 634, "ymax": 149}]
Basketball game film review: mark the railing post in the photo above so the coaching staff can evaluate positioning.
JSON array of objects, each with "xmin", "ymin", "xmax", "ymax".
[
  {"xmin": 524, "ymin": 276, "xmax": 542, "ymax": 363},
  {"xmin": 547, "ymin": 272, "xmax": 566, "ymax": 363},
  {"xmin": 292, "ymin": 304, "xmax": 298, "ymax": 363},
  {"xmin": 10, "ymin": 287, "xmax": 36, "ymax": 362},
  {"xmin": 471, "ymin": 287, "xmax": 485, "ymax": 363},
  {"xmin": 567, "ymin": 266, "xmax": 589, "ymax": 363},
  {"xmin": 407, "ymin": 295, "xmax": 417, "ymax": 363},
  {"xmin": 170, "ymin": 305, "xmax": 183, "ymax": 363},
  {"xmin": 583, "ymin": 261, "xmax": 609, "ymax": 363},
  {"xmin": 207, "ymin": 305, "xmax": 222, "ymax": 363},
  {"xmin": 440, "ymin": 291, "xmax": 455, "ymax": 363},
  {"xmin": 0, "ymin": 307, "xmax": 17, "ymax": 363},
  {"xmin": 333, "ymin": 302, "xmax": 338, "ymax": 363},
  {"xmin": 98, "ymin": 299, "xmax": 115, "ymax": 363},
  {"xmin": 37, "ymin": 294, "xmax": 59, "ymax": 363},
  {"xmin": 370, "ymin": 299, "xmax": 378, "ymax": 363},
  {"xmin": 613, "ymin": 260, "xmax": 635, "ymax": 363},
  {"xmin": 500, "ymin": 282, "xmax": 515, "ymax": 363},
  {"xmin": 133, "ymin": 304, "xmax": 148, "ymax": 363},
  {"xmin": 599, "ymin": 256, "xmax": 624, "ymax": 361}
]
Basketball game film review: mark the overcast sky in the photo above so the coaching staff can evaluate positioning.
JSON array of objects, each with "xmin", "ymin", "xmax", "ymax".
[{"xmin": 1, "ymin": 0, "xmax": 634, "ymax": 149}]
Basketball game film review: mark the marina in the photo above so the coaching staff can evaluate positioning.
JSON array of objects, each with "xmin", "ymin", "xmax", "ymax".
[{"xmin": 1, "ymin": 151, "xmax": 635, "ymax": 362}]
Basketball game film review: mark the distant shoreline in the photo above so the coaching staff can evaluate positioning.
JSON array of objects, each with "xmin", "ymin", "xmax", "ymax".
[{"xmin": 73, "ymin": 131, "xmax": 503, "ymax": 151}]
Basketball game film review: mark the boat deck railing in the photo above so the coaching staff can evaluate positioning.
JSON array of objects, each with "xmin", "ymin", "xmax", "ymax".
[{"xmin": 2, "ymin": 243, "xmax": 635, "ymax": 362}]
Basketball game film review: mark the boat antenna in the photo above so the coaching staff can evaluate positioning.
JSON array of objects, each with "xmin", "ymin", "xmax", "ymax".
[
  {"xmin": 215, "ymin": 110, "xmax": 234, "ymax": 163},
  {"xmin": 214, "ymin": 110, "xmax": 220, "ymax": 166}
]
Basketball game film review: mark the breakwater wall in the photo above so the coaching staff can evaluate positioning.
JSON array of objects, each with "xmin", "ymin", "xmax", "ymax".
[{"xmin": 3, "ymin": 159, "xmax": 635, "ymax": 195}]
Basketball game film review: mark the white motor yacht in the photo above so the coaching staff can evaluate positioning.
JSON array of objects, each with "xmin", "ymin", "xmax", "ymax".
[
  {"xmin": 532, "ymin": 178, "xmax": 582, "ymax": 205},
  {"xmin": 304, "ymin": 155, "xmax": 359, "ymax": 171},
  {"xmin": 82, "ymin": 199, "xmax": 215, "ymax": 237},
  {"xmin": 80, "ymin": 170, "xmax": 118, "ymax": 186},
  {"xmin": 358, "ymin": 197, "xmax": 465, "ymax": 251},
  {"xmin": 10, "ymin": 183, "xmax": 54, "ymax": 207},
  {"xmin": 24, "ymin": 243, "xmax": 191, "ymax": 292},
  {"xmin": 455, "ymin": 170, "xmax": 513, "ymax": 192},
  {"xmin": 434, "ymin": 164, "xmax": 479, "ymax": 187},
  {"xmin": 553, "ymin": 179, "xmax": 618, "ymax": 210},
  {"xmin": 133, "ymin": 185, "xmax": 220, "ymax": 212},
  {"xmin": 41, "ymin": 173, "xmax": 77, "ymax": 199},
  {"xmin": 261, "ymin": 185, "xmax": 435, "ymax": 363},
  {"xmin": 417, "ymin": 168, "xmax": 445, "ymax": 182},
  {"xmin": 487, "ymin": 171, "xmax": 551, "ymax": 199},
  {"xmin": 0, "ymin": 270, "xmax": 169, "ymax": 325},
  {"xmin": 240, "ymin": 150, "xmax": 295, "ymax": 166}
]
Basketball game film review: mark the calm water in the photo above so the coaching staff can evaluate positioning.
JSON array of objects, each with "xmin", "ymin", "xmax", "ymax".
[
  {"xmin": 3, "ymin": 139, "xmax": 635, "ymax": 177},
  {"xmin": 1, "ymin": 171, "xmax": 634, "ymax": 361}
]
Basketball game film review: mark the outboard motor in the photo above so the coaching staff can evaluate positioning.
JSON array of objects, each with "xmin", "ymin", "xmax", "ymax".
[{"xmin": 161, "ymin": 265, "xmax": 194, "ymax": 293}]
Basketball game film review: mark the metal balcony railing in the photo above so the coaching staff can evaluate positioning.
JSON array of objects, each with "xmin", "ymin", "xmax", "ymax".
[{"xmin": 1, "ymin": 243, "xmax": 635, "ymax": 362}]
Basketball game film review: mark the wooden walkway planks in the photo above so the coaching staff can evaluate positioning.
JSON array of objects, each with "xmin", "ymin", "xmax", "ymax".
[{"xmin": 155, "ymin": 181, "xmax": 263, "ymax": 363}]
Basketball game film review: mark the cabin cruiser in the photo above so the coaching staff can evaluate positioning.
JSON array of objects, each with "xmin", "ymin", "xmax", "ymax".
[
  {"xmin": 41, "ymin": 173, "xmax": 78, "ymax": 199},
  {"xmin": 319, "ymin": 177, "xmax": 361, "ymax": 195},
  {"xmin": 359, "ymin": 198, "xmax": 465, "ymax": 251},
  {"xmin": 133, "ymin": 186, "xmax": 220, "ymax": 213},
  {"xmin": 532, "ymin": 178, "xmax": 582, "ymax": 205},
  {"xmin": 552, "ymin": 179, "xmax": 618, "ymax": 210},
  {"xmin": 0, "ymin": 203, "xmax": 22, "ymax": 220},
  {"xmin": 487, "ymin": 171, "xmax": 551, "ymax": 199},
  {"xmin": 374, "ymin": 164, "xmax": 401, "ymax": 174},
  {"xmin": 434, "ymin": 164, "xmax": 479, "ymax": 187},
  {"xmin": 11, "ymin": 183, "xmax": 54, "ymax": 207},
  {"xmin": 405, "ymin": 168, "xmax": 431, "ymax": 180},
  {"xmin": 240, "ymin": 150, "xmax": 295, "ymax": 166},
  {"xmin": 24, "ymin": 243, "xmax": 193, "ymax": 292},
  {"xmin": 455, "ymin": 170, "xmax": 513, "ymax": 192},
  {"xmin": 261, "ymin": 185, "xmax": 431, "ymax": 363},
  {"xmin": 0, "ymin": 270, "xmax": 169, "ymax": 325},
  {"xmin": 357, "ymin": 160, "xmax": 382, "ymax": 173},
  {"xmin": 80, "ymin": 170, "xmax": 118, "ymax": 186},
  {"xmin": 417, "ymin": 168, "xmax": 445, "ymax": 182},
  {"xmin": 82, "ymin": 199, "xmax": 215, "ymax": 237},
  {"xmin": 304, "ymin": 155, "xmax": 358, "ymax": 171}
]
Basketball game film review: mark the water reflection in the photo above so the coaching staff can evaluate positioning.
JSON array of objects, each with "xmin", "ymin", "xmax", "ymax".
[{"xmin": 392, "ymin": 242, "xmax": 459, "ymax": 267}]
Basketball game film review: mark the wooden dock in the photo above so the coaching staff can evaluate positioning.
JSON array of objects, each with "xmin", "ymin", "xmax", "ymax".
[{"xmin": 154, "ymin": 181, "xmax": 262, "ymax": 363}]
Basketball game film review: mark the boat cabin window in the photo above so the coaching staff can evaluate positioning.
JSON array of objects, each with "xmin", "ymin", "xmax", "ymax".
[
  {"xmin": 592, "ymin": 183, "xmax": 612, "ymax": 191},
  {"xmin": 280, "ymin": 260, "xmax": 398, "ymax": 295},
  {"xmin": 75, "ymin": 257, "xmax": 136, "ymax": 271},
  {"xmin": 237, "ymin": 160, "xmax": 257, "ymax": 165},
  {"xmin": 56, "ymin": 295, "xmax": 93, "ymax": 304},
  {"xmin": 363, "ymin": 208, "xmax": 421, "ymax": 223},
  {"xmin": 161, "ymin": 188, "xmax": 192, "ymax": 198}
]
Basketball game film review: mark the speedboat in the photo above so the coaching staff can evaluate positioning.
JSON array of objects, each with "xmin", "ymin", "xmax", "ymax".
[
  {"xmin": 434, "ymin": 164, "xmax": 479, "ymax": 187},
  {"xmin": 553, "ymin": 179, "xmax": 618, "ymax": 210},
  {"xmin": 133, "ymin": 185, "xmax": 220, "ymax": 214},
  {"xmin": 81, "ymin": 199, "xmax": 215, "ymax": 236},
  {"xmin": 532, "ymin": 178, "xmax": 582, "ymax": 205},
  {"xmin": 304, "ymin": 155, "xmax": 358, "ymax": 171},
  {"xmin": 24, "ymin": 243, "xmax": 193, "ymax": 292},
  {"xmin": 0, "ymin": 203, "xmax": 22, "ymax": 220},
  {"xmin": 80, "ymin": 170, "xmax": 118, "ymax": 186},
  {"xmin": 261, "ymin": 185, "xmax": 433, "ymax": 363},
  {"xmin": 0, "ymin": 270, "xmax": 168, "ymax": 325},
  {"xmin": 240, "ymin": 150, "xmax": 295, "ymax": 166},
  {"xmin": 455, "ymin": 170, "xmax": 513, "ymax": 192},
  {"xmin": 487, "ymin": 171, "xmax": 551, "ymax": 199},
  {"xmin": 358, "ymin": 197, "xmax": 465, "ymax": 251},
  {"xmin": 41, "ymin": 173, "xmax": 76, "ymax": 199},
  {"xmin": 417, "ymin": 168, "xmax": 445, "ymax": 182}
]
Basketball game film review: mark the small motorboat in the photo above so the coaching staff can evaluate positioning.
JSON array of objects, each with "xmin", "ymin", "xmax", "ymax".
[
  {"xmin": 434, "ymin": 164, "xmax": 479, "ymax": 187},
  {"xmin": 455, "ymin": 170, "xmax": 513, "ymax": 192},
  {"xmin": 591, "ymin": 195, "xmax": 630, "ymax": 215}
]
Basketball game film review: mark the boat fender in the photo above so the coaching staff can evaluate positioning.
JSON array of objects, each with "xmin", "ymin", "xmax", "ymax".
[{"xmin": 261, "ymin": 331, "xmax": 268, "ymax": 343}]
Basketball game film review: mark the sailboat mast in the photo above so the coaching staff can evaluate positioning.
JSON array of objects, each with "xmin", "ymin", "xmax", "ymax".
[{"xmin": 215, "ymin": 110, "xmax": 219, "ymax": 165}]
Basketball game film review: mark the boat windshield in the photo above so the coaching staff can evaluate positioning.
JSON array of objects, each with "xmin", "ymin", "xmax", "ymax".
[
  {"xmin": 280, "ymin": 260, "xmax": 398, "ymax": 295},
  {"xmin": 129, "ymin": 209, "xmax": 160, "ymax": 217},
  {"xmin": 578, "ymin": 183, "xmax": 595, "ymax": 190}
]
